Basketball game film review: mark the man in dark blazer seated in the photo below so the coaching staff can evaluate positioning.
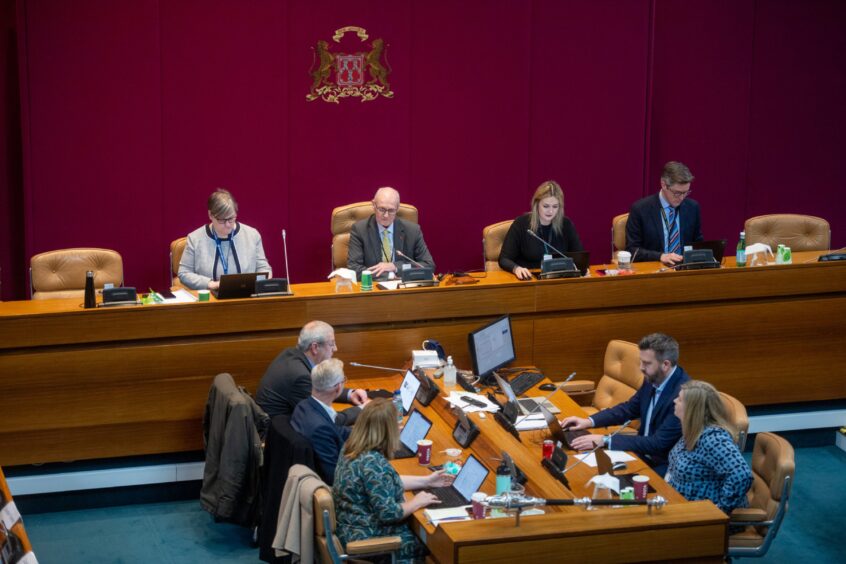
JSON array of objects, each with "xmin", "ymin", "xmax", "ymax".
[
  {"xmin": 347, "ymin": 186, "xmax": 435, "ymax": 278},
  {"xmin": 626, "ymin": 161, "xmax": 703, "ymax": 267},
  {"xmin": 562, "ymin": 333, "xmax": 690, "ymax": 476},
  {"xmin": 291, "ymin": 358, "xmax": 352, "ymax": 484},
  {"xmin": 256, "ymin": 320, "xmax": 368, "ymax": 424}
]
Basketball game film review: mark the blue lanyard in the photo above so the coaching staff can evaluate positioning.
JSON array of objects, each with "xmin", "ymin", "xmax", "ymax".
[{"xmin": 212, "ymin": 230, "xmax": 230, "ymax": 275}]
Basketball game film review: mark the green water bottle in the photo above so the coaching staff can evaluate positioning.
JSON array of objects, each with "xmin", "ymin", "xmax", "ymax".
[{"xmin": 736, "ymin": 231, "xmax": 747, "ymax": 267}]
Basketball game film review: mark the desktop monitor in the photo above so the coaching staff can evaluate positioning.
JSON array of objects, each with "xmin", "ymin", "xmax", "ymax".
[{"xmin": 468, "ymin": 315, "xmax": 515, "ymax": 380}]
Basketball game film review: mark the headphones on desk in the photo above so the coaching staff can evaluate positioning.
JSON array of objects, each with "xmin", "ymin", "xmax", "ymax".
[{"xmin": 422, "ymin": 339, "xmax": 446, "ymax": 361}]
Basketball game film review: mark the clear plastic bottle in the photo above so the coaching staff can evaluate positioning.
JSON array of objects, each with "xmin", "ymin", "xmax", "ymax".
[
  {"xmin": 736, "ymin": 231, "xmax": 747, "ymax": 267},
  {"xmin": 392, "ymin": 390, "xmax": 404, "ymax": 423},
  {"xmin": 443, "ymin": 356, "xmax": 457, "ymax": 386}
]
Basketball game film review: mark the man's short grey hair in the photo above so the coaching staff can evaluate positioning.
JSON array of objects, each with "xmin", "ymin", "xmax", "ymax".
[
  {"xmin": 298, "ymin": 320, "xmax": 333, "ymax": 350},
  {"xmin": 311, "ymin": 358, "xmax": 345, "ymax": 392},
  {"xmin": 638, "ymin": 333, "xmax": 680, "ymax": 366},
  {"xmin": 373, "ymin": 186, "xmax": 400, "ymax": 205}
]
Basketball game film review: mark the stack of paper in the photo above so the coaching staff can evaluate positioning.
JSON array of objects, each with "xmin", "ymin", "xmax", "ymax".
[{"xmin": 444, "ymin": 392, "xmax": 499, "ymax": 413}]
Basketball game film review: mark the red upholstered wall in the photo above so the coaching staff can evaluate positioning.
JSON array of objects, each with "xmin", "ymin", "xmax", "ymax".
[{"xmin": 1, "ymin": 0, "xmax": 844, "ymax": 300}]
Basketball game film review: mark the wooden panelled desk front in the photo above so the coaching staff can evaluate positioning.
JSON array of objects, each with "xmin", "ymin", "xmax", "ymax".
[
  {"xmin": 361, "ymin": 374, "xmax": 727, "ymax": 563},
  {"xmin": 0, "ymin": 252, "xmax": 843, "ymax": 465}
]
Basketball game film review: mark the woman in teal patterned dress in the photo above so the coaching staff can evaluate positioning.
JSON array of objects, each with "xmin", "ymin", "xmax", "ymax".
[{"xmin": 333, "ymin": 399, "xmax": 454, "ymax": 563}]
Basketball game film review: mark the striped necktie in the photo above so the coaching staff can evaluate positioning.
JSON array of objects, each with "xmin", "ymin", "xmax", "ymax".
[
  {"xmin": 381, "ymin": 229, "xmax": 392, "ymax": 262},
  {"xmin": 667, "ymin": 207, "xmax": 681, "ymax": 254}
]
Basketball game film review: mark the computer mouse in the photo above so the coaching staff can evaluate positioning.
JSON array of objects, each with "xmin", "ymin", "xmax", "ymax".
[
  {"xmin": 612, "ymin": 462, "xmax": 628, "ymax": 472},
  {"xmin": 539, "ymin": 383, "xmax": 558, "ymax": 392}
]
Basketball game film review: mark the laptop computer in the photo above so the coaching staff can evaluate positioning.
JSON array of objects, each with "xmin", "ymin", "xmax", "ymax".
[
  {"xmin": 539, "ymin": 404, "xmax": 588, "ymax": 449},
  {"xmin": 394, "ymin": 409, "xmax": 434, "ymax": 459},
  {"xmin": 563, "ymin": 251, "xmax": 591, "ymax": 276},
  {"xmin": 493, "ymin": 373, "xmax": 560, "ymax": 416},
  {"xmin": 691, "ymin": 239, "xmax": 727, "ymax": 263},
  {"xmin": 422, "ymin": 453, "xmax": 490, "ymax": 508},
  {"xmin": 212, "ymin": 272, "xmax": 269, "ymax": 299}
]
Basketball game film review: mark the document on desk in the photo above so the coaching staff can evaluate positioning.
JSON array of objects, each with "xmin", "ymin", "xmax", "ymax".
[
  {"xmin": 171, "ymin": 289, "xmax": 198, "ymax": 303},
  {"xmin": 424, "ymin": 506, "xmax": 471, "ymax": 525},
  {"xmin": 573, "ymin": 450, "xmax": 637, "ymax": 467},
  {"xmin": 514, "ymin": 413, "xmax": 548, "ymax": 431},
  {"xmin": 376, "ymin": 280, "xmax": 401, "ymax": 290},
  {"xmin": 444, "ymin": 391, "xmax": 499, "ymax": 413}
]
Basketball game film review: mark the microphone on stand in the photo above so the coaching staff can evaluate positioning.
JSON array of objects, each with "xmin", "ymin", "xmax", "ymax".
[
  {"xmin": 395, "ymin": 250, "xmax": 425, "ymax": 269},
  {"xmin": 281, "ymin": 229, "xmax": 293, "ymax": 295},
  {"xmin": 526, "ymin": 229, "xmax": 568, "ymax": 258},
  {"xmin": 349, "ymin": 362, "xmax": 406, "ymax": 372}
]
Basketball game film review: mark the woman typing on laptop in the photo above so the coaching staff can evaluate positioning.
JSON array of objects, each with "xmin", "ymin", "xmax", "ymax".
[
  {"xmin": 498, "ymin": 180, "xmax": 583, "ymax": 280},
  {"xmin": 178, "ymin": 188, "xmax": 272, "ymax": 291}
]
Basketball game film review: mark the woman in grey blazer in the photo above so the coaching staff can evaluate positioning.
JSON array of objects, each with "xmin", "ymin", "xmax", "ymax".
[{"xmin": 178, "ymin": 189, "xmax": 271, "ymax": 290}]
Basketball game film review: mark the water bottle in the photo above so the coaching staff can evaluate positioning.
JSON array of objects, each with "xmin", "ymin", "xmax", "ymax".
[
  {"xmin": 735, "ymin": 231, "xmax": 747, "ymax": 267},
  {"xmin": 443, "ymin": 355, "xmax": 457, "ymax": 386},
  {"xmin": 495, "ymin": 460, "xmax": 512, "ymax": 495},
  {"xmin": 84, "ymin": 271, "xmax": 96, "ymax": 309},
  {"xmin": 392, "ymin": 390, "xmax": 404, "ymax": 423}
]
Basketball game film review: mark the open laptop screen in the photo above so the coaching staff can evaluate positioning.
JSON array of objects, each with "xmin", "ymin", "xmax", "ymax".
[
  {"xmin": 453, "ymin": 454, "xmax": 489, "ymax": 501},
  {"xmin": 399, "ymin": 409, "xmax": 432, "ymax": 452}
]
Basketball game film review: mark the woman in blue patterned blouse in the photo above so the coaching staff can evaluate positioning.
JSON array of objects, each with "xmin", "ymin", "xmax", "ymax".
[
  {"xmin": 666, "ymin": 380, "xmax": 753, "ymax": 514},
  {"xmin": 333, "ymin": 399, "xmax": 454, "ymax": 563}
]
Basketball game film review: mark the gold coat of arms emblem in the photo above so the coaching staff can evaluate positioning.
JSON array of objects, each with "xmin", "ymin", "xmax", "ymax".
[{"xmin": 307, "ymin": 26, "xmax": 394, "ymax": 103}]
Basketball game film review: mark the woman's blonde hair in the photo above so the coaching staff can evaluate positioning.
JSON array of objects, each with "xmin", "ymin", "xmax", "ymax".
[
  {"xmin": 342, "ymin": 398, "xmax": 399, "ymax": 460},
  {"xmin": 208, "ymin": 188, "xmax": 238, "ymax": 219},
  {"xmin": 680, "ymin": 380, "xmax": 736, "ymax": 450},
  {"xmin": 529, "ymin": 180, "xmax": 565, "ymax": 235}
]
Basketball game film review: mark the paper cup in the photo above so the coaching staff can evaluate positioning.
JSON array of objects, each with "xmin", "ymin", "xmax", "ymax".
[
  {"xmin": 416, "ymin": 439, "xmax": 433, "ymax": 465},
  {"xmin": 471, "ymin": 492, "xmax": 487, "ymax": 519},
  {"xmin": 198, "ymin": 290, "xmax": 210, "ymax": 302},
  {"xmin": 360, "ymin": 270, "xmax": 373, "ymax": 292},
  {"xmin": 617, "ymin": 251, "xmax": 632, "ymax": 270},
  {"xmin": 632, "ymin": 475, "xmax": 650, "ymax": 500}
]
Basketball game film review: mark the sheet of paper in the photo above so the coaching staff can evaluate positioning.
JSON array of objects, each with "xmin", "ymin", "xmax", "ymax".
[
  {"xmin": 400, "ymin": 370, "xmax": 421, "ymax": 412},
  {"xmin": 444, "ymin": 391, "xmax": 499, "ymax": 413},
  {"xmin": 424, "ymin": 506, "xmax": 471, "ymax": 524},
  {"xmin": 514, "ymin": 413, "xmax": 548, "ymax": 431},
  {"xmin": 573, "ymin": 450, "xmax": 636, "ymax": 468},
  {"xmin": 171, "ymin": 288, "xmax": 198, "ymax": 303},
  {"xmin": 376, "ymin": 280, "xmax": 401, "ymax": 290},
  {"xmin": 588, "ymin": 473, "xmax": 622, "ymax": 494}
]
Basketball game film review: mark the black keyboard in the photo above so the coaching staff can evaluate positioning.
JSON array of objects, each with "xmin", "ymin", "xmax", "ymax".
[
  {"xmin": 563, "ymin": 429, "xmax": 589, "ymax": 449},
  {"xmin": 426, "ymin": 486, "xmax": 470, "ymax": 508},
  {"xmin": 509, "ymin": 371, "xmax": 544, "ymax": 396}
]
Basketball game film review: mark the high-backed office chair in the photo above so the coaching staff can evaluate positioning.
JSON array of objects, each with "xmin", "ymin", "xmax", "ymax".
[
  {"xmin": 29, "ymin": 248, "xmax": 123, "ymax": 300},
  {"xmin": 482, "ymin": 220, "xmax": 513, "ymax": 272},
  {"xmin": 562, "ymin": 340, "xmax": 642, "ymax": 428},
  {"xmin": 1, "ymin": 467, "xmax": 36, "ymax": 562},
  {"xmin": 611, "ymin": 213, "xmax": 629, "ymax": 261},
  {"xmin": 719, "ymin": 391, "xmax": 749, "ymax": 451},
  {"xmin": 314, "ymin": 486, "xmax": 402, "ymax": 564},
  {"xmin": 330, "ymin": 202, "xmax": 419, "ymax": 270},
  {"xmin": 728, "ymin": 432, "xmax": 795, "ymax": 559},
  {"xmin": 744, "ymin": 214, "xmax": 831, "ymax": 252},
  {"xmin": 170, "ymin": 237, "xmax": 187, "ymax": 288}
]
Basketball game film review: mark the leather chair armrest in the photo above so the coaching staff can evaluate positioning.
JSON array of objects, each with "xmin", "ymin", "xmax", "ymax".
[
  {"xmin": 730, "ymin": 508, "xmax": 768, "ymax": 523},
  {"xmin": 560, "ymin": 380, "xmax": 595, "ymax": 394},
  {"xmin": 346, "ymin": 536, "xmax": 403, "ymax": 555}
]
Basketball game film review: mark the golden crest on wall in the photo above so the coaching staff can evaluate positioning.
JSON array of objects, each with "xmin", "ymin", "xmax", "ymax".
[{"xmin": 307, "ymin": 26, "xmax": 394, "ymax": 103}]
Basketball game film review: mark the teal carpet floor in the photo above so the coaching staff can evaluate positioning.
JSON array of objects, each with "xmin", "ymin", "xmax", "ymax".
[{"xmin": 21, "ymin": 445, "xmax": 846, "ymax": 563}]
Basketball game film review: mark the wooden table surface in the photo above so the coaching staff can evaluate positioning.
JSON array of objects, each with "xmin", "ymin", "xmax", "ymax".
[
  {"xmin": 1, "ymin": 251, "xmax": 843, "ymax": 465},
  {"xmin": 355, "ymin": 373, "xmax": 726, "ymax": 563}
]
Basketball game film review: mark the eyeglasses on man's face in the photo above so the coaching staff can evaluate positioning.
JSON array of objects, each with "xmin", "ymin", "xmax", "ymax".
[
  {"xmin": 375, "ymin": 207, "xmax": 397, "ymax": 216},
  {"xmin": 663, "ymin": 184, "xmax": 692, "ymax": 199}
]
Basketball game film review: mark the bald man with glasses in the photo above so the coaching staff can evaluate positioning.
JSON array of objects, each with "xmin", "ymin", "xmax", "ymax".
[
  {"xmin": 626, "ymin": 161, "xmax": 704, "ymax": 267},
  {"xmin": 347, "ymin": 186, "xmax": 435, "ymax": 278}
]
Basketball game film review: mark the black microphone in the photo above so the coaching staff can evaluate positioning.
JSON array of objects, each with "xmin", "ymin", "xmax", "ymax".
[
  {"xmin": 560, "ymin": 419, "xmax": 633, "ymax": 475},
  {"xmin": 395, "ymin": 250, "xmax": 425, "ymax": 269},
  {"xmin": 526, "ymin": 229, "xmax": 568, "ymax": 258}
]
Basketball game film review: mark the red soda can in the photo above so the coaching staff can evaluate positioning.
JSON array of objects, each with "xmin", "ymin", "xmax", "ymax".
[{"xmin": 542, "ymin": 439, "xmax": 554, "ymax": 460}]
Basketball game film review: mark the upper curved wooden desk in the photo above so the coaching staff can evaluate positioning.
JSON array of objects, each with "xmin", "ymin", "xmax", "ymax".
[{"xmin": 0, "ymin": 252, "xmax": 843, "ymax": 465}]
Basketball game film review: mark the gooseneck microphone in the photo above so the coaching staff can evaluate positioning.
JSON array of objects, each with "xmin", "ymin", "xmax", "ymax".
[
  {"xmin": 511, "ymin": 372, "xmax": 575, "ymax": 427},
  {"xmin": 281, "ymin": 229, "xmax": 293, "ymax": 294},
  {"xmin": 395, "ymin": 250, "xmax": 425, "ymax": 269},
  {"xmin": 526, "ymin": 229, "xmax": 568, "ymax": 258},
  {"xmin": 349, "ymin": 362, "xmax": 405, "ymax": 372}
]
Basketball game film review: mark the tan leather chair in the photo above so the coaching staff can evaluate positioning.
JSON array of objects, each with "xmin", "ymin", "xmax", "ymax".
[
  {"xmin": 482, "ymin": 220, "xmax": 513, "ymax": 272},
  {"xmin": 719, "ymin": 391, "xmax": 749, "ymax": 451},
  {"xmin": 563, "ymin": 340, "xmax": 642, "ymax": 425},
  {"xmin": 728, "ymin": 432, "xmax": 795, "ymax": 558},
  {"xmin": 330, "ymin": 202, "xmax": 419, "ymax": 270},
  {"xmin": 314, "ymin": 486, "xmax": 401, "ymax": 564},
  {"xmin": 744, "ymin": 214, "xmax": 830, "ymax": 252},
  {"xmin": 30, "ymin": 248, "xmax": 123, "ymax": 300},
  {"xmin": 170, "ymin": 237, "xmax": 187, "ymax": 288},
  {"xmin": 611, "ymin": 213, "xmax": 629, "ymax": 261}
]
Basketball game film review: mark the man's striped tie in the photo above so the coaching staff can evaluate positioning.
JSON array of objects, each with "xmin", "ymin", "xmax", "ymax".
[{"xmin": 667, "ymin": 207, "xmax": 681, "ymax": 254}]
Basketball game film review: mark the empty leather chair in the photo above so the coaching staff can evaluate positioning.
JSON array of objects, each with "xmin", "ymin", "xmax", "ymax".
[
  {"xmin": 314, "ymin": 486, "xmax": 401, "ymax": 564},
  {"xmin": 330, "ymin": 202, "xmax": 418, "ymax": 270},
  {"xmin": 744, "ymin": 214, "xmax": 830, "ymax": 252},
  {"xmin": 728, "ymin": 432, "xmax": 795, "ymax": 558},
  {"xmin": 611, "ymin": 213, "xmax": 629, "ymax": 261},
  {"xmin": 482, "ymin": 220, "xmax": 513, "ymax": 271},
  {"xmin": 719, "ymin": 391, "xmax": 749, "ymax": 451},
  {"xmin": 170, "ymin": 237, "xmax": 187, "ymax": 288},
  {"xmin": 562, "ymin": 340, "xmax": 643, "ymax": 429},
  {"xmin": 30, "ymin": 248, "xmax": 123, "ymax": 300}
]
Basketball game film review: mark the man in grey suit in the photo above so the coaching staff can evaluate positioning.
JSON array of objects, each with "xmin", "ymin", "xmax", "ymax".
[{"xmin": 347, "ymin": 187, "xmax": 435, "ymax": 278}]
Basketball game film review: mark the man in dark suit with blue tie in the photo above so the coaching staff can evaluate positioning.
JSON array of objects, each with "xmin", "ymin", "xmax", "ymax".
[
  {"xmin": 562, "ymin": 333, "xmax": 690, "ymax": 476},
  {"xmin": 626, "ymin": 161, "xmax": 703, "ymax": 266},
  {"xmin": 291, "ymin": 358, "xmax": 352, "ymax": 484}
]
